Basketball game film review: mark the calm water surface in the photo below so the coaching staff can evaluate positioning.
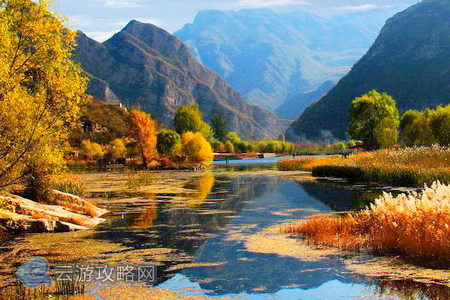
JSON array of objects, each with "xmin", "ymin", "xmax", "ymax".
[{"xmin": 0, "ymin": 161, "xmax": 447, "ymax": 299}]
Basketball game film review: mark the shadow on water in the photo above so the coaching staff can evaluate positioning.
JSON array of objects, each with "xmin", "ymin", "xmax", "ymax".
[{"xmin": 1, "ymin": 166, "xmax": 449, "ymax": 299}]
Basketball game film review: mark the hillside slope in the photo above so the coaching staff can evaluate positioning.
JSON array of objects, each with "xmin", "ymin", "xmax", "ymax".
[
  {"xmin": 73, "ymin": 21, "xmax": 287, "ymax": 140},
  {"xmin": 288, "ymin": 0, "xmax": 450, "ymax": 140},
  {"xmin": 176, "ymin": 8, "xmax": 402, "ymax": 110}
]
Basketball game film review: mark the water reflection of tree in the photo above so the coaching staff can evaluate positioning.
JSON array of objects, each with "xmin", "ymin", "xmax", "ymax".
[
  {"xmin": 133, "ymin": 195, "xmax": 158, "ymax": 228},
  {"xmin": 182, "ymin": 172, "xmax": 215, "ymax": 209},
  {"xmin": 369, "ymin": 278, "xmax": 450, "ymax": 299},
  {"xmin": 298, "ymin": 181, "xmax": 383, "ymax": 212}
]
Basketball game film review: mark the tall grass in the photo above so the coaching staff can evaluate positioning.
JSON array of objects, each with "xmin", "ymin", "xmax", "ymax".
[
  {"xmin": 277, "ymin": 157, "xmax": 341, "ymax": 172},
  {"xmin": 49, "ymin": 174, "xmax": 86, "ymax": 197},
  {"xmin": 282, "ymin": 181, "xmax": 450, "ymax": 266},
  {"xmin": 278, "ymin": 146, "xmax": 450, "ymax": 186}
]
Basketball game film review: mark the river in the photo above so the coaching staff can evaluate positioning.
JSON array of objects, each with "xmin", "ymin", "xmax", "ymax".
[{"xmin": 0, "ymin": 161, "xmax": 449, "ymax": 299}]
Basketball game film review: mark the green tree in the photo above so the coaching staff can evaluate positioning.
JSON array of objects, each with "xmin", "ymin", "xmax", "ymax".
[
  {"xmin": 224, "ymin": 141, "xmax": 235, "ymax": 153},
  {"xmin": 157, "ymin": 129, "xmax": 181, "ymax": 157},
  {"xmin": 348, "ymin": 90, "xmax": 399, "ymax": 149},
  {"xmin": 257, "ymin": 141, "xmax": 268, "ymax": 152},
  {"xmin": 0, "ymin": 0, "xmax": 89, "ymax": 190},
  {"xmin": 210, "ymin": 110, "xmax": 229, "ymax": 142},
  {"xmin": 429, "ymin": 105, "xmax": 450, "ymax": 146},
  {"xmin": 174, "ymin": 104, "xmax": 212, "ymax": 139},
  {"xmin": 226, "ymin": 132, "xmax": 241, "ymax": 145},
  {"xmin": 266, "ymin": 141, "xmax": 279, "ymax": 153},
  {"xmin": 400, "ymin": 110, "xmax": 422, "ymax": 147},
  {"xmin": 373, "ymin": 118, "xmax": 399, "ymax": 148}
]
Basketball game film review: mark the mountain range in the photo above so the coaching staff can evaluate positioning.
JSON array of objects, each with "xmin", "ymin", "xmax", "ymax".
[
  {"xmin": 288, "ymin": 0, "xmax": 450, "ymax": 140},
  {"xmin": 73, "ymin": 21, "xmax": 288, "ymax": 140},
  {"xmin": 175, "ymin": 8, "xmax": 403, "ymax": 111},
  {"xmin": 275, "ymin": 81, "xmax": 334, "ymax": 120}
]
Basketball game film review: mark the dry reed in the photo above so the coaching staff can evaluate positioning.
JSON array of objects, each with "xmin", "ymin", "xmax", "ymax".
[{"xmin": 282, "ymin": 181, "xmax": 450, "ymax": 266}]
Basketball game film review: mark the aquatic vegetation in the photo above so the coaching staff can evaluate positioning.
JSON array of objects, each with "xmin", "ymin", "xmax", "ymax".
[
  {"xmin": 283, "ymin": 181, "xmax": 450, "ymax": 266},
  {"xmin": 277, "ymin": 156, "xmax": 341, "ymax": 172},
  {"xmin": 49, "ymin": 174, "xmax": 86, "ymax": 197},
  {"xmin": 278, "ymin": 146, "xmax": 450, "ymax": 186}
]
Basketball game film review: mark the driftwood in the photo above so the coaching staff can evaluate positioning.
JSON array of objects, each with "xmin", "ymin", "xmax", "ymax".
[{"xmin": 0, "ymin": 191, "xmax": 108, "ymax": 234}]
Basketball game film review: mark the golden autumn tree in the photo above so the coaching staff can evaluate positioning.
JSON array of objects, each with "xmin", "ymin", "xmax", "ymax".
[
  {"xmin": 181, "ymin": 132, "xmax": 214, "ymax": 168},
  {"xmin": 0, "ymin": 0, "xmax": 89, "ymax": 191},
  {"xmin": 127, "ymin": 110, "xmax": 157, "ymax": 167}
]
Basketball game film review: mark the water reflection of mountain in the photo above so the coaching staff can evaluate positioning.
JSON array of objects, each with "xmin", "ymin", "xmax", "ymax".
[{"xmin": 181, "ymin": 180, "xmax": 361, "ymax": 295}]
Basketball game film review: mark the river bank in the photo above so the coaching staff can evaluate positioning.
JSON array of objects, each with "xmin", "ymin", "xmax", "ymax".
[
  {"xmin": 1, "ymin": 165, "xmax": 449, "ymax": 299},
  {"xmin": 278, "ymin": 146, "xmax": 450, "ymax": 187}
]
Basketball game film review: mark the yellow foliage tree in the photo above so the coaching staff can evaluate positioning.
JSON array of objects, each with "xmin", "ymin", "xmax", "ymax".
[
  {"xmin": 128, "ymin": 110, "xmax": 157, "ymax": 167},
  {"xmin": 181, "ymin": 132, "xmax": 214, "ymax": 168},
  {"xmin": 109, "ymin": 138, "xmax": 127, "ymax": 159},
  {"xmin": 0, "ymin": 0, "xmax": 89, "ymax": 189},
  {"xmin": 81, "ymin": 140, "xmax": 104, "ymax": 160}
]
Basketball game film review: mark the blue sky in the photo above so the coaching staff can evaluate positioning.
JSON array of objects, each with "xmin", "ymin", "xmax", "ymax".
[{"xmin": 52, "ymin": 0, "xmax": 419, "ymax": 42}]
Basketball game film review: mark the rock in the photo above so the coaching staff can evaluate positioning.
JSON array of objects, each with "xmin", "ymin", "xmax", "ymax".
[
  {"xmin": 0, "ymin": 210, "xmax": 55, "ymax": 233},
  {"xmin": 55, "ymin": 221, "xmax": 89, "ymax": 232},
  {"xmin": 1, "ymin": 195, "xmax": 106, "ymax": 228},
  {"xmin": 51, "ymin": 190, "xmax": 109, "ymax": 217},
  {"xmin": 0, "ymin": 224, "xmax": 9, "ymax": 241}
]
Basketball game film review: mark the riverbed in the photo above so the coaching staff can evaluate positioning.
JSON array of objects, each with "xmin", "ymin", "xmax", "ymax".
[{"xmin": 0, "ymin": 162, "xmax": 449, "ymax": 299}]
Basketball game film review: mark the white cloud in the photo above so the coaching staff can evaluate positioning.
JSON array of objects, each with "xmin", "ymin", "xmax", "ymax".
[
  {"xmin": 333, "ymin": 4, "xmax": 392, "ymax": 12},
  {"xmin": 93, "ymin": 0, "xmax": 145, "ymax": 8},
  {"xmin": 64, "ymin": 15, "xmax": 95, "ymax": 28},
  {"xmin": 85, "ymin": 30, "xmax": 120, "ymax": 42},
  {"xmin": 235, "ymin": 0, "xmax": 311, "ymax": 8},
  {"xmin": 133, "ymin": 17, "xmax": 164, "ymax": 27}
]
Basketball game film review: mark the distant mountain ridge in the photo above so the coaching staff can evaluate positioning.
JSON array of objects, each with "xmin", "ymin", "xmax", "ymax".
[
  {"xmin": 276, "ymin": 81, "xmax": 335, "ymax": 120},
  {"xmin": 288, "ymin": 0, "xmax": 450, "ymax": 140},
  {"xmin": 73, "ymin": 21, "xmax": 288, "ymax": 140},
  {"xmin": 175, "ymin": 7, "xmax": 403, "ymax": 111}
]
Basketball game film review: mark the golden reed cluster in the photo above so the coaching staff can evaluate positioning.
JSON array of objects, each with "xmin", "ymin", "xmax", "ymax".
[
  {"xmin": 278, "ymin": 146, "xmax": 450, "ymax": 186},
  {"xmin": 282, "ymin": 181, "xmax": 450, "ymax": 266}
]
